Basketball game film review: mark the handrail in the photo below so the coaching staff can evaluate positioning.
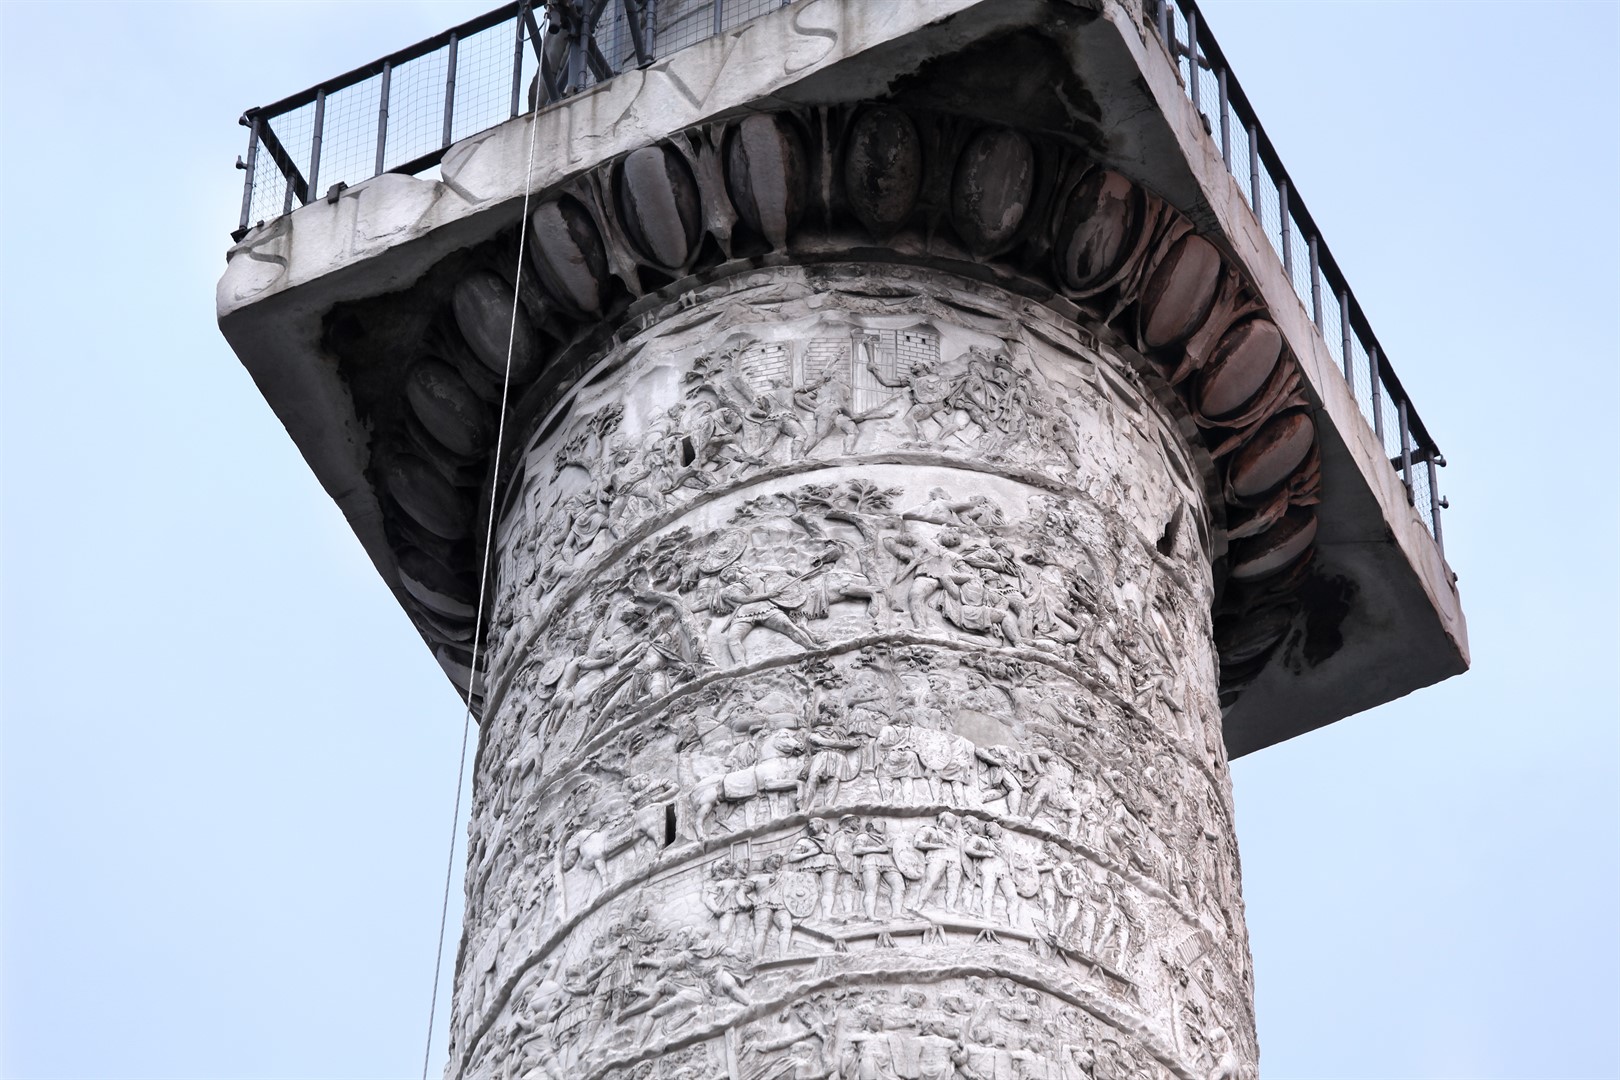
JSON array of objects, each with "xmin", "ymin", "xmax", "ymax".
[
  {"xmin": 246, "ymin": 3, "xmax": 523, "ymax": 122},
  {"xmin": 1150, "ymin": 0, "xmax": 1448, "ymax": 551},
  {"xmin": 231, "ymin": 0, "xmax": 789, "ymax": 244}
]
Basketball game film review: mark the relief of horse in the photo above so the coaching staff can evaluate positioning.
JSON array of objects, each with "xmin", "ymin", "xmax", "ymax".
[
  {"xmin": 560, "ymin": 802, "xmax": 667, "ymax": 886},
  {"xmin": 690, "ymin": 730, "xmax": 806, "ymax": 840}
]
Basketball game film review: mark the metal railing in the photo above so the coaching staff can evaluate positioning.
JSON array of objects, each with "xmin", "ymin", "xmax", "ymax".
[
  {"xmin": 232, "ymin": 0, "xmax": 791, "ymax": 243},
  {"xmin": 230, "ymin": 0, "xmax": 1449, "ymax": 555},
  {"xmin": 1150, "ymin": 0, "xmax": 1448, "ymax": 552}
]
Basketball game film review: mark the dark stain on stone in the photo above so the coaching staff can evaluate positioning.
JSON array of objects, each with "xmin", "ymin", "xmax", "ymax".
[
  {"xmin": 1295, "ymin": 570, "xmax": 1357, "ymax": 667},
  {"xmin": 886, "ymin": 30, "xmax": 1105, "ymax": 149}
]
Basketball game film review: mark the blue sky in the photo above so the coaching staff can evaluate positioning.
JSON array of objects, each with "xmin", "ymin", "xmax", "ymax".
[{"xmin": 2, "ymin": 2, "xmax": 1615, "ymax": 1078}]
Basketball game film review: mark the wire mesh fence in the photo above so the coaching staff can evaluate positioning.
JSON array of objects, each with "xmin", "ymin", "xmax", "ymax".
[
  {"xmin": 451, "ymin": 18, "xmax": 525, "ymax": 145},
  {"xmin": 1152, "ymin": 0, "xmax": 1448, "ymax": 551},
  {"xmin": 234, "ymin": 0, "xmax": 789, "ymax": 241},
  {"xmin": 1410, "ymin": 461, "xmax": 1435, "ymax": 533},
  {"xmin": 1321, "ymin": 287, "xmax": 1344, "ymax": 373},
  {"xmin": 319, "ymin": 78, "xmax": 383, "ymax": 195},
  {"xmin": 385, "ymin": 49, "xmax": 452, "ymax": 173},
  {"xmin": 641, "ymin": 0, "xmax": 716, "ymax": 62}
]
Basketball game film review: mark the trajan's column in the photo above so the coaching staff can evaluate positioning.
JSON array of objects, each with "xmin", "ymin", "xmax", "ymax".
[{"xmin": 218, "ymin": 3, "xmax": 1467, "ymax": 1077}]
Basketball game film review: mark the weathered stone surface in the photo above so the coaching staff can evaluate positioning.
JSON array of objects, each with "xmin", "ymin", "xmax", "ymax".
[
  {"xmin": 1056, "ymin": 169, "xmax": 1144, "ymax": 293},
  {"xmin": 617, "ymin": 144, "xmax": 703, "ymax": 271},
  {"xmin": 220, "ymin": 0, "xmax": 1465, "ymax": 754},
  {"xmin": 406, "ymin": 360, "xmax": 493, "ymax": 459},
  {"xmin": 1228, "ymin": 411, "xmax": 1315, "ymax": 500},
  {"xmin": 843, "ymin": 106, "xmax": 923, "ymax": 238},
  {"xmin": 530, "ymin": 196, "xmax": 611, "ymax": 315},
  {"xmin": 1140, "ymin": 235, "xmax": 1222, "ymax": 349},
  {"xmin": 447, "ymin": 266, "xmax": 1254, "ymax": 1080},
  {"xmin": 397, "ymin": 546, "xmax": 478, "ymax": 621},
  {"xmin": 950, "ymin": 127, "xmax": 1035, "ymax": 255},
  {"xmin": 1229, "ymin": 507, "xmax": 1317, "ymax": 582},
  {"xmin": 313, "ymin": 102, "xmax": 1336, "ymax": 720},
  {"xmin": 1214, "ymin": 602, "xmax": 1296, "ymax": 665},
  {"xmin": 217, "ymin": 7, "xmax": 1471, "ymax": 1075},
  {"xmin": 725, "ymin": 113, "xmax": 807, "ymax": 249},
  {"xmin": 451, "ymin": 271, "xmax": 541, "ymax": 382},
  {"xmin": 1197, "ymin": 318, "xmax": 1283, "ymax": 421},
  {"xmin": 381, "ymin": 453, "xmax": 471, "ymax": 541}
]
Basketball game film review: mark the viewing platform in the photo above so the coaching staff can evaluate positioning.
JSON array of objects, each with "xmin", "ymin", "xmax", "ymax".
[{"xmin": 220, "ymin": 0, "xmax": 1466, "ymax": 755}]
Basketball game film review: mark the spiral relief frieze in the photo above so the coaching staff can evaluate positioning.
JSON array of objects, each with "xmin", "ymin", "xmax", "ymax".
[
  {"xmin": 209, "ymin": 4, "xmax": 1473, "ymax": 1068},
  {"xmin": 313, "ymin": 102, "xmax": 1314, "ymax": 1078},
  {"xmin": 326, "ymin": 103, "xmax": 1324, "ymax": 709},
  {"xmin": 428, "ymin": 271, "xmax": 1255, "ymax": 1080}
]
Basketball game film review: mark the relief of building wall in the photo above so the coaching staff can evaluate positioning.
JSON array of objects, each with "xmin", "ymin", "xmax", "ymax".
[{"xmin": 444, "ymin": 269, "xmax": 1254, "ymax": 1080}]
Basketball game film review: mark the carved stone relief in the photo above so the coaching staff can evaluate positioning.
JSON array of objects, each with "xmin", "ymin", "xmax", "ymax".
[
  {"xmin": 443, "ymin": 270, "xmax": 1255, "ymax": 1080},
  {"xmin": 326, "ymin": 103, "xmax": 1325, "ymax": 712}
]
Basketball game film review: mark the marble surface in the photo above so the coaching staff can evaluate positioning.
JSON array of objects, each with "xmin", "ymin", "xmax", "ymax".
[{"xmin": 447, "ymin": 269, "xmax": 1254, "ymax": 1080}]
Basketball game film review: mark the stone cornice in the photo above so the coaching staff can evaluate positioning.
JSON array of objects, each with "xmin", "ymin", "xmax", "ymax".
[
  {"xmin": 322, "ymin": 103, "xmax": 1321, "ymax": 710},
  {"xmin": 219, "ymin": 0, "xmax": 1466, "ymax": 754}
]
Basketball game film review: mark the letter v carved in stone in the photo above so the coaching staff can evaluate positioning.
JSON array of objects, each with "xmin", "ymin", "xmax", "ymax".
[{"xmin": 648, "ymin": 26, "xmax": 758, "ymax": 112}]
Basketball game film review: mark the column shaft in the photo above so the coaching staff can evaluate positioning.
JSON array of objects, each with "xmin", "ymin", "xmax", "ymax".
[{"xmin": 451, "ymin": 265, "xmax": 1254, "ymax": 1080}]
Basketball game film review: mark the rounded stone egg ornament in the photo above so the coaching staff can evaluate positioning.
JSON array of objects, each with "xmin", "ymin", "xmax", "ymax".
[
  {"xmin": 950, "ymin": 127, "xmax": 1035, "ymax": 256},
  {"xmin": 616, "ymin": 144, "xmax": 703, "ymax": 271},
  {"xmin": 405, "ymin": 359, "xmax": 494, "ymax": 459},
  {"xmin": 725, "ymin": 113, "xmax": 808, "ymax": 249},
  {"xmin": 529, "ymin": 195, "xmax": 611, "ymax": 316},
  {"xmin": 380, "ymin": 452, "xmax": 473, "ymax": 541},
  {"xmin": 396, "ymin": 546, "xmax": 479, "ymax": 621},
  {"xmin": 1139, "ymin": 232, "xmax": 1223, "ymax": 349},
  {"xmin": 1227, "ymin": 409, "xmax": 1315, "ymax": 501},
  {"xmin": 1055, "ymin": 168, "xmax": 1145, "ymax": 293},
  {"xmin": 842, "ymin": 106, "xmax": 922, "ymax": 239},
  {"xmin": 1196, "ymin": 318, "xmax": 1283, "ymax": 421},
  {"xmin": 1216, "ymin": 602, "xmax": 1297, "ymax": 664},
  {"xmin": 1229, "ymin": 506, "xmax": 1318, "ymax": 581},
  {"xmin": 450, "ymin": 271, "xmax": 542, "ymax": 383}
]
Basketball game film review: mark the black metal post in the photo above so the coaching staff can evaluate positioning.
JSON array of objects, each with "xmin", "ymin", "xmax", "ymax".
[
  {"xmin": 1218, "ymin": 67, "xmax": 1230, "ymax": 169},
  {"xmin": 307, "ymin": 89, "xmax": 327, "ymax": 205},
  {"xmin": 1309, "ymin": 235, "xmax": 1322, "ymax": 329},
  {"xmin": 646, "ymin": 0, "xmax": 659, "ymax": 55},
  {"xmin": 1278, "ymin": 179, "xmax": 1292, "ymax": 281},
  {"xmin": 1339, "ymin": 290, "xmax": 1353, "ymax": 381},
  {"xmin": 258, "ymin": 121, "xmax": 308, "ymax": 213},
  {"xmin": 1187, "ymin": 10, "xmax": 1200, "ymax": 111},
  {"xmin": 1157, "ymin": 0, "xmax": 1171, "ymax": 47},
  {"xmin": 238, "ymin": 115, "xmax": 262, "ymax": 236},
  {"xmin": 375, "ymin": 61, "xmax": 392, "ymax": 176},
  {"xmin": 525, "ymin": 4, "xmax": 547, "ymax": 65},
  {"xmin": 282, "ymin": 129, "xmax": 298, "ymax": 214},
  {"xmin": 622, "ymin": 0, "xmax": 650, "ymax": 66},
  {"xmin": 581, "ymin": 0, "xmax": 613, "ymax": 82},
  {"xmin": 566, "ymin": 1, "xmax": 587, "ymax": 93},
  {"xmin": 1426, "ymin": 455, "xmax": 1445, "ymax": 553},
  {"xmin": 443, "ymin": 32, "xmax": 459, "ymax": 147},
  {"xmin": 1247, "ymin": 122, "xmax": 1259, "ymax": 211},
  {"xmin": 1369, "ymin": 345, "xmax": 1384, "ymax": 443},
  {"xmin": 713, "ymin": 0, "xmax": 724, "ymax": 36},
  {"xmin": 1398, "ymin": 398, "xmax": 1413, "ymax": 502},
  {"xmin": 513, "ymin": 3, "xmax": 528, "ymax": 117}
]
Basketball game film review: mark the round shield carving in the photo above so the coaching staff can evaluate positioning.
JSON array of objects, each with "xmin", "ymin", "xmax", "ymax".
[
  {"xmin": 780, "ymin": 871, "xmax": 819, "ymax": 919},
  {"xmin": 699, "ymin": 532, "xmax": 749, "ymax": 573},
  {"xmin": 535, "ymin": 656, "xmax": 571, "ymax": 687}
]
